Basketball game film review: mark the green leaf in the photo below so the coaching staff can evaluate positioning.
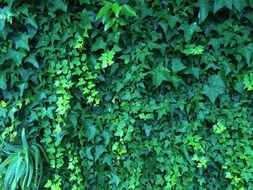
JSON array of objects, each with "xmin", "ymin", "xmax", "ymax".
[
  {"xmin": 41, "ymin": 107, "xmax": 54, "ymax": 119},
  {"xmin": 96, "ymin": 4, "xmax": 112, "ymax": 21},
  {"xmin": 109, "ymin": 173, "xmax": 120, "ymax": 186},
  {"xmin": 85, "ymin": 147, "xmax": 94, "ymax": 160},
  {"xmin": 0, "ymin": 19, "xmax": 5, "ymax": 30},
  {"xmin": 7, "ymin": 49, "xmax": 26, "ymax": 66},
  {"xmin": 150, "ymin": 63, "xmax": 171, "ymax": 87},
  {"xmin": 237, "ymin": 44, "xmax": 253, "ymax": 66},
  {"xmin": 51, "ymin": 0, "xmax": 68, "ymax": 12},
  {"xmin": 213, "ymin": 0, "xmax": 232, "ymax": 13},
  {"xmin": 112, "ymin": 3, "xmax": 120, "ymax": 17},
  {"xmin": 185, "ymin": 67, "xmax": 201, "ymax": 79},
  {"xmin": 167, "ymin": 15, "xmax": 180, "ymax": 29},
  {"xmin": 178, "ymin": 22, "xmax": 202, "ymax": 42},
  {"xmin": 115, "ymin": 127, "xmax": 124, "ymax": 137},
  {"xmin": 24, "ymin": 54, "xmax": 39, "ymax": 68},
  {"xmin": 87, "ymin": 125, "xmax": 97, "ymax": 141},
  {"xmin": 0, "ymin": 6, "xmax": 13, "ymax": 30},
  {"xmin": 69, "ymin": 111, "xmax": 78, "ymax": 127},
  {"xmin": 79, "ymin": 0, "xmax": 90, "ymax": 4},
  {"xmin": 202, "ymin": 75, "xmax": 225, "ymax": 103},
  {"xmin": 0, "ymin": 155, "xmax": 17, "ymax": 174},
  {"xmin": 171, "ymin": 58, "xmax": 186, "ymax": 73},
  {"xmin": 15, "ymin": 34, "xmax": 30, "ymax": 51},
  {"xmin": 120, "ymin": 5, "xmax": 137, "ymax": 17},
  {"xmin": 233, "ymin": 0, "xmax": 246, "ymax": 11},
  {"xmin": 13, "ymin": 158, "xmax": 25, "ymax": 189},
  {"xmin": 197, "ymin": 0, "xmax": 210, "ymax": 23},
  {"xmin": 25, "ymin": 17, "xmax": 38, "ymax": 29},
  {"xmin": 91, "ymin": 37, "xmax": 107, "ymax": 51},
  {"xmin": 101, "ymin": 130, "xmax": 111, "ymax": 145},
  {"xmin": 0, "ymin": 73, "xmax": 7, "ymax": 90},
  {"xmin": 158, "ymin": 20, "xmax": 168, "ymax": 33},
  {"xmin": 5, "ymin": 158, "xmax": 18, "ymax": 190},
  {"xmin": 155, "ymin": 175, "xmax": 165, "ymax": 185},
  {"xmin": 104, "ymin": 18, "xmax": 116, "ymax": 31},
  {"xmin": 95, "ymin": 145, "xmax": 106, "ymax": 161},
  {"xmin": 182, "ymin": 44, "xmax": 205, "ymax": 56},
  {"xmin": 18, "ymin": 83, "xmax": 27, "ymax": 97},
  {"xmin": 21, "ymin": 128, "xmax": 29, "ymax": 148},
  {"xmin": 143, "ymin": 124, "xmax": 151, "ymax": 137}
]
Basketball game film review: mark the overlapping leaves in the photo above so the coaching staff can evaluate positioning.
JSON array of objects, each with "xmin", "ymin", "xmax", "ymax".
[{"xmin": 1, "ymin": 0, "xmax": 253, "ymax": 189}]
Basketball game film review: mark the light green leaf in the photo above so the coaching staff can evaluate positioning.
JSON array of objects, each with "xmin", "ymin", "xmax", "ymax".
[
  {"xmin": 111, "ymin": 3, "xmax": 120, "ymax": 17},
  {"xmin": 96, "ymin": 4, "xmax": 112, "ymax": 21},
  {"xmin": 115, "ymin": 127, "xmax": 124, "ymax": 137},
  {"xmin": 104, "ymin": 18, "xmax": 116, "ymax": 31},
  {"xmin": 120, "ymin": 5, "xmax": 137, "ymax": 17},
  {"xmin": 182, "ymin": 44, "xmax": 205, "ymax": 56}
]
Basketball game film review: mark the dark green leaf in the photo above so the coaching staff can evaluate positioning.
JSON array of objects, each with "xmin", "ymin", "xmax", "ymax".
[
  {"xmin": 202, "ymin": 75, "xmax": 225, "ymax": 103},
  {"xmin": 178, "ymin": 22, "xmax": 202, "ymax": 42},
  {"xmin": 87, "ymin": 125, "xmax": 97, "ymax": 141},
  {"xmin": 91, "ymin": 37, "xmax": 106, "ymax": 51},
  {"xmin": 24, "ymin": 54, "xmax": 39, "ymax": 68},
  {"xmin": 150, "ymin": 63, "xmax": 171, "ymax": 87},
  {"xmin": 171, "ymin": 58, "xmax": 186, "ymax": 73},
  {"xmin": 7, "ymin": 50, "xmax": 26, "ymax": 66},
  {"xmin": 15, "ymin": 34, "xmax": 30, "ymax": 51},
  {"xmin": 95, "ymin": 145, "xmax": 106, "ymax": 161}
]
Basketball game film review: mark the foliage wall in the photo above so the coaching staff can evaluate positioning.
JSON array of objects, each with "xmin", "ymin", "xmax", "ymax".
[{"xmin": 1, "ymin": 0, "xmax": 253, "ymax": 189}]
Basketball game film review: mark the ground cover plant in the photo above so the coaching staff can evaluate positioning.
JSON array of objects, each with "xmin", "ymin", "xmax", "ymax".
[{"xmin": 1, "ymin": 0, "xmax": 253, "ymax": 189}]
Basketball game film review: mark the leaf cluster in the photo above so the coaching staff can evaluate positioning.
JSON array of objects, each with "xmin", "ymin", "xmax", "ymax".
[{"xmin": 1, "ymin": 0, "xmax": 253, "ymax": 189}]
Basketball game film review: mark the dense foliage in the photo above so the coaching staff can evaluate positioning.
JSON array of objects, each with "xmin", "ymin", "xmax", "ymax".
[{"xmin": 1, "ymin": 0, "xmax": 253, "ymax": 189}]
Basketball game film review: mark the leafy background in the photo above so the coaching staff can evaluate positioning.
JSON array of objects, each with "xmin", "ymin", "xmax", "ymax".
[{"xmin": 1, "ymin": 0, "xmax": 253, "ymax": 189}]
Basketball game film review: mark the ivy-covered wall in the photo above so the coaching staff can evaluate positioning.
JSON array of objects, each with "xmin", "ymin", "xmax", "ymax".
[{"xmin": 1, "ymin": 0, "xmax": 253, "ymax": 189}]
